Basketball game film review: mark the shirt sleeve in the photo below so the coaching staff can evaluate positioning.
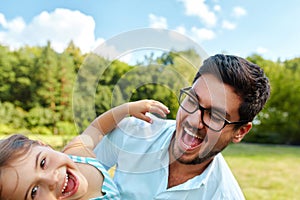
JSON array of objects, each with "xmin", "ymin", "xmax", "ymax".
[
  {"xmin": 62, "ymin": 135, "xmax": 96, "ymax": 158},
  {"xmin": 93, "ymin": 117, "xmax": 135, "ymax": 170}
]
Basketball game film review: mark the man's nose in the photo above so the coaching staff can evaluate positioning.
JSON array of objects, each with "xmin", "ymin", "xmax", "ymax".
[{"xmin": 189, "ymin": 109, "xmax": 205, "ymax": 130}]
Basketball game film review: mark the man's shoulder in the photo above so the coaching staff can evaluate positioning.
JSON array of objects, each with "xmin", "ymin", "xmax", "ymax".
[
  {"xmin": 208, "ymin": 153, "xmax": 236, "ymax": 179},
  {"xmin": 204, "ymin": 154, "xmax": 245, "ymax": 198}
]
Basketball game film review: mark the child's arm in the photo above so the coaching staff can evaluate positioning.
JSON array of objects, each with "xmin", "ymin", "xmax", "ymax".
[{"xmin": 65, "ymin": 100, "xmax": 169, "ymax": 155}]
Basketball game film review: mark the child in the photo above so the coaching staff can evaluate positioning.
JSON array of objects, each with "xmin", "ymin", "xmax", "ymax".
[{"xmin": 0, "ymin": 100, "xmax": 170, "ymax": 200}]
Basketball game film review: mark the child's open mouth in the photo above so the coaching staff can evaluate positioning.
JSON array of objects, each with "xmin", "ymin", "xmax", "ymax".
[{"xmin": 60, "ymin": 170, "xmax": 79, "ymax": 199}]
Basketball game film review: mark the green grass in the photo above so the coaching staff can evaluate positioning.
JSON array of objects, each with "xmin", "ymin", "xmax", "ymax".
[
  {"xmin": 223, "ymin": 143, "xmax": 300, "ymax": 200},
  {"xmin": 1, "ymin": 134, "xmax": 298, "ymax": 199}
]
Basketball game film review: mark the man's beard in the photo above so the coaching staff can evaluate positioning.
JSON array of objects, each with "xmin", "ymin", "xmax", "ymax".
[{"xmin": 170, "ymin": 136, "xmax": 228, "ymax": 165}]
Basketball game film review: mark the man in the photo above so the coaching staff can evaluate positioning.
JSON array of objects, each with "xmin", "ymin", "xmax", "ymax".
[{"xmin": 94, "ymin": 54, "xmax": 270, "ymax": 199}]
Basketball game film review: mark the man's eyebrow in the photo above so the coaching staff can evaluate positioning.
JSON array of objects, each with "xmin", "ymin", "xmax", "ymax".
[
  {"xmin": 192, "ymin": 88, "xmax": 230, "ymax": 118},
  {"xmin": 24, "ymin": 151, "xmax": 42, "ymax": 200},
  {"xmin": 210, "ymin": 105, "xmax": 230, "ymax": 118}
]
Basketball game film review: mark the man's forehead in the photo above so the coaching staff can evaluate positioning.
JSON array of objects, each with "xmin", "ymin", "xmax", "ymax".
[
  {"xmin": 193, "ymin": 75, "xmax": 228, "ymax": 101},
  {"xmin": 193, "ymin": 74, "xmax": 241, "ymax": 116}
]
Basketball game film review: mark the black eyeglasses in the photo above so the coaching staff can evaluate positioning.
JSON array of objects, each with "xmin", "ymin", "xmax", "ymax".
[{"xmin": 178, "ymin": 87, "xmax": 248, "ymax": 132}]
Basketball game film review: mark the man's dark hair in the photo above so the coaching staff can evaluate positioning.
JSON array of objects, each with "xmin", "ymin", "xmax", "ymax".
[{"xmin": 193, "ymin": 54, "xmax": 270, "ymax": 122}]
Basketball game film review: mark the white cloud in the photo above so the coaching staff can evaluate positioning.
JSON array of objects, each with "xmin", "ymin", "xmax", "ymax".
[
  {"xmin": 93, "ymin": 40, "xmax": 136, "ymax": 64},
  {"xmin": 214, "ymin": 5, "xmax": 221, "ymax": 12},
  {"xmin": 93, "ymin": 42, "xmax": 121, "ymax": 61},
  {"xmin": 174, "ymin": 26, "xmax": 187, "ymax": 35},
  {"xmin": 169, "ymin": 26, "xmax": 190, "ymax": 43},
  {"xmin": 222, "ymin": 20, "xmax": 236, "ymax": 30},
  {"xmin": 0, "ymin": 13, "xmax": 7, "ymax": 28},
  {"xmin": 191, "ymin": 27, "xmax": 215, "ymax": 41},
  {"xmin": 180, "ymin": 0, "xmax": 217, "ymax": 27},
  {"xmin": 90, "ymin": 38, "xmax": 105, "ymax": 51},
  {"xmin": 256, "ymin": 47, "xmax": 268, "ymax": 54},
  {"xmin": 118, "ymin": 53, "xmax": 133, "ymax": 64},
  {"xmin": 149, "ymin": 14, "xmax": 168, "ymax": 29},
  {"xmin": 232, "ymin": 6, "xmax": 247, "ymax": 18},
  {"xmin": 7, "ymin": 17, "xmax": 26, "ymax": 33},
  {"xmin": 0, "ymin": 9, "xmax": 103, "ymax": 53}
]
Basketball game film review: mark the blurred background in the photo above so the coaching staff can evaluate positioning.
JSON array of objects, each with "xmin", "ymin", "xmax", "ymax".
[{"xmin": 0, "ymin": 1, "xmax": 299, "ymax": 199}]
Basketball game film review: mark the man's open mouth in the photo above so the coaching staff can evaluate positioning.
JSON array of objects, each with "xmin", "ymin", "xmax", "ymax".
[{"xmin": 180, "ymin": 127, "xmax": 204, "ymax": 151}]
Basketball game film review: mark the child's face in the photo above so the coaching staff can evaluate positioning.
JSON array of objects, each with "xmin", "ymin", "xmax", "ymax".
[{"xmin": 1, "ymin": 145, "xmax": 88, "ymax": 200}]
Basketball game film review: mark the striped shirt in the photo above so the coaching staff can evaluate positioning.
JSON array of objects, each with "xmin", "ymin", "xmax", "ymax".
[{"xmin": 69, "ymin": 155, "xmax": 120, "ymax": 200}]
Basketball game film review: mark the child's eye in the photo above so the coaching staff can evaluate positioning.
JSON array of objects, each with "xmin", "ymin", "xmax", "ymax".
[
  {"xmin": 31, "ymin": 186, "xmax": 39, "ymax": 199},
  {"xmin": 40, "ymin": 158, "xmax": 46, "ymax": 168}
]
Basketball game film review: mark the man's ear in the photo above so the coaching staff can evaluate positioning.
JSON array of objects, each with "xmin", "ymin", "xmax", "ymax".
[{"xmin": 232, "ymin": 122, "xmax": 252, "ymax": 143}]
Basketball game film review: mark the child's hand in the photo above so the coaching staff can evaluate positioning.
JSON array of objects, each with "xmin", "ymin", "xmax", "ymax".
[{"xmin": 128, "ymin": 100, "xmax": 170, "ymax": 123}]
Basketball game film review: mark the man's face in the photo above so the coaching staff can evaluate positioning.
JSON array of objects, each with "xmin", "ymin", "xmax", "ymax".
[{"xmin": 172, "ymin": 73, "xmax": 250, "ymax": 165}]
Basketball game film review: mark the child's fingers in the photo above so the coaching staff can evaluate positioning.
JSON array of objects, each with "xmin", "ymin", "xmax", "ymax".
[
  {"xmin": 137, "ymin": 113, "xmax": 153, "ymax": 123},
  {"xmin": 154, "ymin": 101, "xmax": 170, "ymax": 113},
  {"xmin": 129, "ymin": 99, "xmax": 169, "ymax": 123},
  {"xmin": 149, "ymin": 106, "xmax": 166, "ymax": 117},
  {"xmin": 148, "ymin": 100, "xmax": 170, "ymax": 117}
]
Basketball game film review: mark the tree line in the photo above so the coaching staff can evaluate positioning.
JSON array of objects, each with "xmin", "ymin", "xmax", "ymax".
[{"xmin": 0, "ymin": 42, "xmax": 299, "ymax": 145}]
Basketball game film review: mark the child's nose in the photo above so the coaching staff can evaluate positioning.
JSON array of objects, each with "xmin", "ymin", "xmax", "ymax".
[{"xmin": 42, "ymin": 170, "xmax": 59, "ymax": 191}]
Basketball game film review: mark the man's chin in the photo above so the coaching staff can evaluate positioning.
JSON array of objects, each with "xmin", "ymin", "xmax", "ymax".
[
  {"xmin": 173, "ymin": 143, "xmax": 219, "ymax": 165},
  {"xmin": 176, "ymin": 153, "xmax": 215, "ymax": 165}
]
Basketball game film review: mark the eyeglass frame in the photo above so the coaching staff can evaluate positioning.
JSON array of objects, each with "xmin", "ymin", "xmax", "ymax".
[{"xmin": 178, "ymin": 87, "xmax": 249, "ymax": 132}]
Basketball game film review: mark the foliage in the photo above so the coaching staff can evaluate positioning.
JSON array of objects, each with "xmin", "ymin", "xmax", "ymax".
[
  {"xmin": 26, "ymin": 106, "xmax": 57, "ymax": 127},
  {"xmin": 56, "ymin": 121, "xmax": 77, "ymax": 135},
  {"xmin": 0, "ymin": 101, "xmax": 27, "ymax": 128},
  {"xmin": 31, "ymin": 126, "xmax": 53, "ymax": 135},
  {"xmin": 0, "ymin": 43, "xmax": 299, "ymax": 145},
  {"xmin": 246, "ymin": 54, "xmax": 300, "ymax": 144}
]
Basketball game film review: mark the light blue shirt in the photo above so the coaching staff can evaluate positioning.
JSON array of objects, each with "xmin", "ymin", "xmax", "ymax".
[{"xmin": 94, "ymin": 114, "xmax": 245, "ymax": 200}]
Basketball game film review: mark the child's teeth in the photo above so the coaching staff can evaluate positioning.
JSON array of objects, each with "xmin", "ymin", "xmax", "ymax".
[{"xmin": 62, "ymin": 174, "xmax": 69, "ymax": 193}]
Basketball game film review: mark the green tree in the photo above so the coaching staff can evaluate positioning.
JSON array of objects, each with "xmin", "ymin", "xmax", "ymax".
[
  {"xmin": 64, "ymin": 41, "xmax": 84, "ymax": 72},
  {"xmin": 31, "ymin": 41, "xmax": 60, "ymax": 133},
  {"xmin": 11, "ymin": 46, "xmax": 42, "ymax": 109},
  {"xmin": 73, "ymin": 53, "xmax": 110, "ymax": 132},
  {"xmin": 246, "ymin": 54, "xmax": 300, "ymax": 144},
  {"xmin": 56, "ymin": 50, "xmax": 76, "ymax": 122},
  {"xmin": 0, "ymin": 101, "xmax": 26, "ymax": 129},
  {"xmin": 0, "ymin": 45, "xmax": 17, "ymax": 102}
]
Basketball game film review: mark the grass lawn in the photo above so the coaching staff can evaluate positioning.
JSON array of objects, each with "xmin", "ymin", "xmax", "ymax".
[
  {"xmin": 1, "ymin": 134, "xmax": 299, "ymax": 199},
  {"xmin": 223, "ymin": 143, "xmax": 300, "ymax": 200}
]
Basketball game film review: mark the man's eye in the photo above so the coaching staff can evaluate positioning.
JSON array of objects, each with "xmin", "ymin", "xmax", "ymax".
[
  {"xmin": 31, "ymin": 186, "xmax": 39, "ymax": 199},
  {"xmin": 187, "ymin": 96, "xmax": 197, "ymax": 105},
  {"xmin": 40, "ymin": 158, "xmax": 46, "ymax": 168},
  {"xmin": 210, "ymin": 112, "xmax": 225, "ymax": 122}
]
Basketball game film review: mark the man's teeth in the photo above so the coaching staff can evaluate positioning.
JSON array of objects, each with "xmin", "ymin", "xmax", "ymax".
[
  {"xmin": 184, "ymin": 127, "xmax": 203, "ymax": 139},
  {"xmin": 61, "ymin": 173, "xmax": 69, "ymax": 193}
]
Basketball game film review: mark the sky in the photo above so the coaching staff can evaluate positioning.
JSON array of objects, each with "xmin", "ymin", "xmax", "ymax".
[{"xmin": 0, "ymin": 0, "xmax": 299, "ymax": 64}]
